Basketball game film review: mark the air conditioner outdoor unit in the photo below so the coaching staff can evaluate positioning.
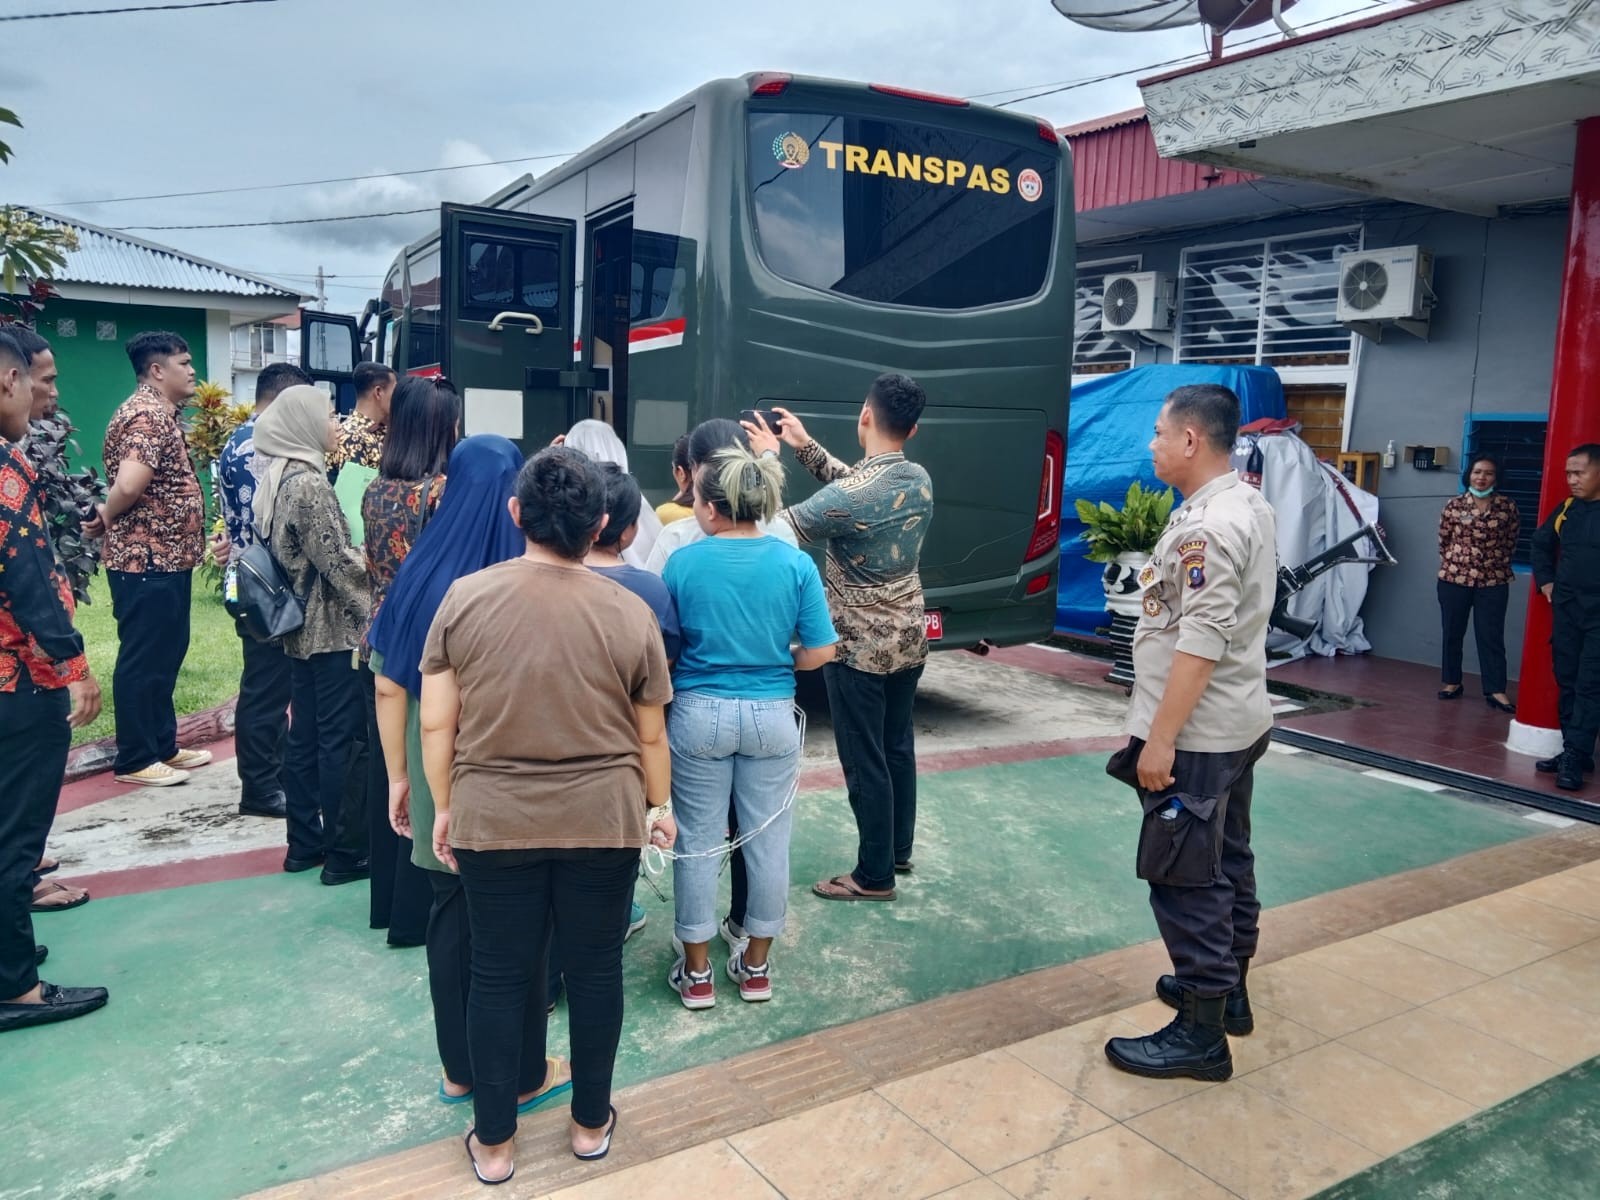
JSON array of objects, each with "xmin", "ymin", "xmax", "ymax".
[
  {"xmin": 1100, "ymin": 271, "xmax": 1175, "ymax": 334},
  {"xmin": 1336, "ymin": 245, "xmax": 1435, "ymax": 338}
]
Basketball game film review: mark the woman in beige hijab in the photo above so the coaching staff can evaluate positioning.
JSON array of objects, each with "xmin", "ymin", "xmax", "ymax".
[{"xmin": 252, "ymin": 385, "xmax": 371, "ymax": 883}]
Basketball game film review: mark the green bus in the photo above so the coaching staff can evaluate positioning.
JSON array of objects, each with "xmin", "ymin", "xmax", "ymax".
[{"xmin": 304, "ymin": 72, "xmax": 1073, "ymax": 651}]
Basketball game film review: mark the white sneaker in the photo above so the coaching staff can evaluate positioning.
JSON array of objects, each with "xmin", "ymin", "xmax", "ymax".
[
  {"xmin": 667, "ymin": 956, "xmax": 716, "ymax": 1010},
  {"xmin": 727, "ymin": 950, "xmax": 772, "ymax": 1002},
  {"xmin": 163, "ymin": 749, "xmax": 212, "ymax": 770},
  {"xmin": 114, "ymin": 762, "xmax": 189, "ymax": 787},
  {"xmin": 719, "ymin": 916, "xmax": 750, "ymax": 957}
]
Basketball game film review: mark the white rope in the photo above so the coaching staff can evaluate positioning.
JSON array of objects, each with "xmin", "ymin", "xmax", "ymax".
[{"xmin": 641, "ymin": 705, "xmax": 806, "ymax": 879}]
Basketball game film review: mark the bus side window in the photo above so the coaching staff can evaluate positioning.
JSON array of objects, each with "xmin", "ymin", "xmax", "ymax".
[{"xmin": 463, "ymin": 236, "xmax": 561, "ymax": 325}]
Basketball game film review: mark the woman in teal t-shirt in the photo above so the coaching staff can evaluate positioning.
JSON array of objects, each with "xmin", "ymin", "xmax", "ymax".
[{"xmin": 662, "ymin": 445, "xmax": 837, "ymax": 1009}]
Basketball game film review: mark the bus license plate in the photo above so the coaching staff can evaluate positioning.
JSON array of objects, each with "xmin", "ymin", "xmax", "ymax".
[{"xmin": 924, "ymin": 610, "xmax": 944, "ymax": 641}]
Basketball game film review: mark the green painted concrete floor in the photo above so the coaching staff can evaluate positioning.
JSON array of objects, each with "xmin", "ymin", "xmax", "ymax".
[
  {"xmin": 3, "ymin": 752, "xmax": 1542, "ymax": 1200},
  {"xmin": 1314, "ymin": 1055, "xmax": 1600, "ymax": 1200}
]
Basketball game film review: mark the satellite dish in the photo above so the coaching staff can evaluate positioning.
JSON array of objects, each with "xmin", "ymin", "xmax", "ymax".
[
  {"xmin": 1050, "ymin": 0, "xmax": 1299, "ymax": 34},
  {"xmin": 1050, "ymin": 0, "xmax": 1203, "ymax": 33},
  {"xmin": 1197, "ymin": 0, "xmax": 1300, "ymax": 33}
]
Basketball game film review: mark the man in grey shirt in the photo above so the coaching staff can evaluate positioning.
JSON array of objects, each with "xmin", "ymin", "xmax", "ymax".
[{"xmin": 1103, "ymin": 383, "xmax": 1277, "ymax": 1084}]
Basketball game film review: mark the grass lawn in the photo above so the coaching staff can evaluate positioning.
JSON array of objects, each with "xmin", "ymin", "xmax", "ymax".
[{"xmin": 71, "ymin": 571, "xmax": 242, "ymax": 746}]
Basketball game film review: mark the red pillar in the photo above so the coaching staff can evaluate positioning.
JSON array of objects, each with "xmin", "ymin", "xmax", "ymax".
[{"xmin": 1512, "ymin": 116, "xmax": 1600, "ymax": 748}]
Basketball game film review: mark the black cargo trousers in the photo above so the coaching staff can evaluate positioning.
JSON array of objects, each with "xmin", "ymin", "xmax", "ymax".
[{"xmin": 1107, "ymin": 731, "xmax": 1272, "ymax": 998}]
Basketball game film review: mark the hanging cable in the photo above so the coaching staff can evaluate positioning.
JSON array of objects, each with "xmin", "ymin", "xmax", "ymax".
[{"xmin": 1, "ymin": 0, "xmax": 278, "ymax": 20}]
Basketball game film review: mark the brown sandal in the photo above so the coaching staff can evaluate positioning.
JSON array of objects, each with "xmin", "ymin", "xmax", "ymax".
[
  {"xmin": 36, "ymin": 857, "xmax": 60, "ymax": 877},
  {"xmin": 30, "ymin": 881, "xmax": 89, "ymax": 913},
  {"xmin": 812, "ymin": 874, "xmax": 896, "ymax": 902}
]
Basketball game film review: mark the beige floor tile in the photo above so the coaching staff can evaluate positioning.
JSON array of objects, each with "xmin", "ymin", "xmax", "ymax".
[
  {"xmin": 1231, "ymin": 1010, "xmax": 1328, "ymax": 1076},
  {"xmin": 930, "ymin": 1180, "xmax": 1014, "ymax": 1200},
  {"xmin": 1376, "ymin": 909, "xmax": 1551, "ymax": 976},
  {"xmin": 1428, "ymin": 976, "xmax": 1600, "ymax": 1067},
  {"xmin": 730, "ymin": 1092, "xmax": 977, "ymax": 1200},
  {"xmin": 1451, "ymin": 892, "xmax": 1600, "ymax": 951},
  {"xmin": 1509, "ymin": 871, "xmax": 1600, "ymax": 920},
  {"xmin": 877, "ymin": 1050, "xmax": 1114, "ymax": 1173},
  {"xmin": 1129, "ymin": 1082, "xmax": 1377, "ymax": 1200},
  {"xmin": 1244, "ymin": 1042, "xmax": 1475, "ymax": 1157},
  {"xmin": 1560, "ymin": 860, "xmax": 1600, "ymax": 885},
  {"xmin": 1247, "ymin": 960, "xmax": 1413, "ymax": 1038},
  {"xmin": 1302, "ymin": 931, "xmax": 1489, "ymax": 1004},
  {"xmin": 1003, "ymin": 1014, "xmax": 1215, "ymax": 1121},
  {"xmin": 1339, "ymin": 1007, "xmax": 1562, "ymax": 1107},
  {"xmin": 1503, "ymin": 947, "xmax": 1600, "ymax": 1016},
  {"xmin": 992, "ymin": 1125, "xmax": 1235, "ymax": 1200},
  {"xmin": 546, "ymin": 1140, "xmax": 781, "ymax": 1200}
]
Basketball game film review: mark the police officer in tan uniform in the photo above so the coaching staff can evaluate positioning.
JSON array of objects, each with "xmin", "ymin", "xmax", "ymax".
[{"xmin": 1103, "ymin": 384, "xmax": 1277, "ymax": 1083}]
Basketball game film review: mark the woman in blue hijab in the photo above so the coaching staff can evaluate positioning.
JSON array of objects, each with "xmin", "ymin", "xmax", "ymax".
[{"xmin": 367, "ymin": 434, "xmax": 545, "ymax": 1109}]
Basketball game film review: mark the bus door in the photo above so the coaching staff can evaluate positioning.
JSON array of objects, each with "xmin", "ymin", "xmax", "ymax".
[
  {"xmin": 583, "ymin": 206, "xmax": 633, "ymax": 442},
  {"xmin": 439, "ymin": 204, "xmax": 585, "ymax": 453},
  {"xmin": 300, "ymin": 308, "xmax": 361, "ymax": 415}
]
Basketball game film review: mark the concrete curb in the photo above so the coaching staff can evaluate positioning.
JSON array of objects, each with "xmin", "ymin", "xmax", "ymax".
[{"xmin": 64, "ymin": 695, "xmax": 238, "ymax": 784}]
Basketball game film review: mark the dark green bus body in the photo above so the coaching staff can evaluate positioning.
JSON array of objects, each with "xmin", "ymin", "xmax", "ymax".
[{"xmin": 316, "ymin": 73, "xmax": 1074, "ymax": 651}]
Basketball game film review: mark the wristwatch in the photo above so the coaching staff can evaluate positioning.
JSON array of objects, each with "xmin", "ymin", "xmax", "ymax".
[{"xmin": 760, "ymin": 449, "xmax": 779, "ymax": 460}]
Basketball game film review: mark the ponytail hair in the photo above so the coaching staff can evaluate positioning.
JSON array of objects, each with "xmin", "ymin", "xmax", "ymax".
[{"xmin": 697, "ymin": 445, "xmax": 784, "ymax": 524}]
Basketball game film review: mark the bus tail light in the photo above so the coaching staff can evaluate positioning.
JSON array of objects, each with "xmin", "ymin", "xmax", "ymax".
[
  {"xmin": 1024, "ymin": 430, "xmax": 1065, "ymax": 562},
  {"xmin": 750, "ymin": 72, "xmax": 792, "ymax": 97},
  {"xmin": 869, "ymin": 83, "xmax": 970, "ymax": 107},
  {"xmin": 1037, "ymin": 121, "xmax": 1060, "ymax": 145}
]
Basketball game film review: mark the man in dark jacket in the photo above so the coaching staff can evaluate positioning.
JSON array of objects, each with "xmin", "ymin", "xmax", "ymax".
[
  {"xmin": 0, "ymin": 330, "xmax": 108, "ymax": 1032},
  {"xmin": 1531, "ymin": 443, "xmax": 1600, "ymax": 791}
]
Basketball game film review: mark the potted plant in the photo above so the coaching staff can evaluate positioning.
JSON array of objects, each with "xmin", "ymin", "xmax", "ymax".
[{"xmin": 1075, "ymin": 481, "xmax": 1175, "ymax": 617}]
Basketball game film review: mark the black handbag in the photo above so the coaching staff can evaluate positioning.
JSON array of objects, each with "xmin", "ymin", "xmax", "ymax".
[{"xmin": 225, "ymin": 536, "xmax": 306, "ymax": 644}]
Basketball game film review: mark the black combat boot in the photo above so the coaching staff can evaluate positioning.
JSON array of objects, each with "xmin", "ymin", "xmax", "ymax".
[
  {"xmin": 1556, "ymin": 750, "xmax": 1587, "ymax": 791},
  {"xmin": 1105, "ymin": 988, "xmax": 1232, "ymax": 1082},
  {"xmin": 1538, "ymin": 750, "xmax": 1594, "ymax": 774},
  {"xmin": 1155, "ymin": 957, "xmax": 1253, "ymax": 1035}
]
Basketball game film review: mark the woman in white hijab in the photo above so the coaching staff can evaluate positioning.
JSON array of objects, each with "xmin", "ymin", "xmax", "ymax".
[
  {"xmin": 558, "ymin": 420, "xmax": 662, "ymax": 569},
  {"xmin": 253, "ymin": 385, "xmax": 370, "ymax": 882}
]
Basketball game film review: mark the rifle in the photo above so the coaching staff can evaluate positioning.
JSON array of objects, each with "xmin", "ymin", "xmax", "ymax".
[{"xmin": 1269, "ymin": 523, "xmax": 1396, "ymax": 640}]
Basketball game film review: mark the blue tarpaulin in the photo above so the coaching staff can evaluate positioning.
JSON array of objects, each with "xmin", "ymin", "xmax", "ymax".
[{"xmin": 1057, "ymin": 364, "xmax": 1286, "ymax": 635}]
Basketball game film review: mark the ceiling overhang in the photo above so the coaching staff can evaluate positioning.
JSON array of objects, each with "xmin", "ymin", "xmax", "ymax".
[{"xmin": 1138, "ymin": 0, "xmax": 1600, "ymax": 216}]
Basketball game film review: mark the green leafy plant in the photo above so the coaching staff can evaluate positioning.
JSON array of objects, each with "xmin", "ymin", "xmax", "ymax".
[
  {"xmin": 1074, "ymin": 481, "xmax": 1175, "ymax": 563},
  {"xmin": 22, "ymin": 410, "xmax": 107, "ymax": 605},
  {"xmin": 0, "ymin": 107, "xmax": 19, "ymax": 164},
  {"xmin": 0, "ymin": 205, "xmax": 79, "ymax": 300}
]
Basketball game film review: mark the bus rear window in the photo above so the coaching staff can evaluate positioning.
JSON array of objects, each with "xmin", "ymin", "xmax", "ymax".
[{"xmin": 747, "ymin": 111, "xmax": 1057, "ymax": 310}]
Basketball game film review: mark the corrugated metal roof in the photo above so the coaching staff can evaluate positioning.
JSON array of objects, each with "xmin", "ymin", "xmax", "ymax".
[
  {"xmin": 1062, "ymin": 113, "xmax": 1258, "ymax": 213},
  {"xmin": 1057, "ymin": 106, "xmax": 1147, "ymax": 139},
  {"xmin": 20, "ymin": 207, "xmax": 305, "ymax": 299}
]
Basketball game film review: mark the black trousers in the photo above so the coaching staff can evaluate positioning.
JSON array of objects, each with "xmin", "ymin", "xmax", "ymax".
[
  {"xmin": 362, "ymin": 664, "xmax": 431, "ymax": 942},
  {"xmin": 234, "ymin": 625, "xmax": 291, "ymax": 801},
  {"xmin": 426, "ymin": 868, "xmax": 473, "ymax": 1089},
  {"xmin": 283, "ymin": 651, "xmax": 364, "ymax": 870},
  {"xmin": 0, "ymin": 685, "xmax": 71, "ymax": 999},
  {"xmin": 455, "ymin": 846, "xmax": 637, "ymax": 1144},
  {"xmin": 108, "ymin": 569, "xmax": 192, "ymax": 774},
  {"xmin": 1552, "ymin": 602, "xmax": 1600, "ymax": 757},
  {"xmin": 824, "ymin": 661, "xmax": 925, "ymax": 892},
  {"xmin": 1113, "ymin": 732, "xmax": 1270, "ymax": 999},
  {"xmin": 1438, "ymin": 580, "xmax": 1509, "ymax": 695}
]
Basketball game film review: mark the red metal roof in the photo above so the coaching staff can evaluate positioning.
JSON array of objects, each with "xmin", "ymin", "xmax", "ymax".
[{"xmin": 1062, "ymin": 112, "xmax": 1257, "ymax": 213}]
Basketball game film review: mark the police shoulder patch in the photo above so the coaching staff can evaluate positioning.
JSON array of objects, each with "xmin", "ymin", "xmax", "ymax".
[{"xmin": 1179, "ymin": 537, "xmax": 1207, "ymax": 589}]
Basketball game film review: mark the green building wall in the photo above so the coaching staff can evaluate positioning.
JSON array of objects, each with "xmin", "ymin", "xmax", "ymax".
[{"xmin": 35, "ymin": 298, "xmax": 210, "ymax": 471}]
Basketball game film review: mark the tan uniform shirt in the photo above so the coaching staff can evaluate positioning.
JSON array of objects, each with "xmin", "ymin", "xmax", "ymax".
[{"xmin": 1125, "ymin": 470, "xmax": 1277, "ymax": 753}]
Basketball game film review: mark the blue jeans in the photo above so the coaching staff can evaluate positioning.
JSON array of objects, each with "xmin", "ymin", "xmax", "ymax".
[{"xmin": 669, "ymin": 691, "xmax": 801, "ymax": 944}]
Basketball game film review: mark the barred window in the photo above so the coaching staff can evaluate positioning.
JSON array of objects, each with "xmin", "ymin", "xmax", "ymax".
[
  {"xmin": 1073, "ymin": 257, "xmax": 1140, "ymax": 374},
  {"xmin": 1464, "ymin": 415, "xmax": 1547, "ymax": 567},
  {"xmin": 1177, "ymin": 228, "xmax": 1359, "ymax": 368}
]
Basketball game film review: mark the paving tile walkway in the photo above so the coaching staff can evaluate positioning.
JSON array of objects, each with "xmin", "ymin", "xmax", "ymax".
[{"xmin": 249, "ymin": 835, "xmax": 1600, "ymax": 1199}]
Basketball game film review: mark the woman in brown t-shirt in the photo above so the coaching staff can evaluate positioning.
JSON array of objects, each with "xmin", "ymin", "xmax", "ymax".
[{"xmin": 420, "ymin": 446, "xmax": 675, "ymax": 1184}]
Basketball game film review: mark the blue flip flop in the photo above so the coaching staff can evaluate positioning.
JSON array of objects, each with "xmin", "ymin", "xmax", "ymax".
[
  {"xmin": 438, "ymin": 1080, "xmax": 472, "ymax": 1105},
  {"xmin": 517, "ymin": 1057, "xmax": 573, "ymax": 1114}
]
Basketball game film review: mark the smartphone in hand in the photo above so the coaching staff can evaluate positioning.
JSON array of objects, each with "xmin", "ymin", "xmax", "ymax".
[{"xmin": 739, "ymin": 407, "xmax": 784, "ymax": 432}]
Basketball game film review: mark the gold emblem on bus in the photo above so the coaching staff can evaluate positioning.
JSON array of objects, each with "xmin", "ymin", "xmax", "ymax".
[{"xmin": 773, "ymin": 133, "xmax": 810, "ymax": 169}]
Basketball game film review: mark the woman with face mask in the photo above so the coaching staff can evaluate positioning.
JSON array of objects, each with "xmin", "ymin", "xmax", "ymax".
[{"xmin": 1436, "ymin": 454, "xmax": 1520, "ymax": 712}]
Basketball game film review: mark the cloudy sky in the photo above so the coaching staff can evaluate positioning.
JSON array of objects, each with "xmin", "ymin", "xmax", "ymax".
[{"xmin": 2, "ymin": 0, "xmax": 1412, "ymax": 313}]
